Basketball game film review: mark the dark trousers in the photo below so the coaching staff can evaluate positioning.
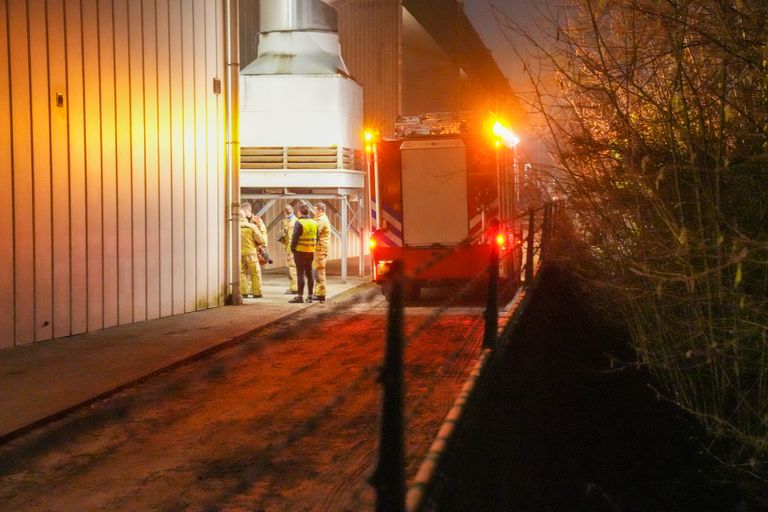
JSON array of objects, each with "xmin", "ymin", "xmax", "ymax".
[{"xmin": 294, "ymin": 251, "xmax": 314, "ymax": 297}]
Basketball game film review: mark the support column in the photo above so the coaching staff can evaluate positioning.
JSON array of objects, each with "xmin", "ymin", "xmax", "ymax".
[
  {"xmin": 341, "ymin": 195, "xmax": 348, "ymax": 283},
  {"xmin": 254, "ymin": 198, "xmax": 277, "ymax": 218},
  {"xmin": 358, "ymin": 195, "xmax": 365, "ymax": 277}
]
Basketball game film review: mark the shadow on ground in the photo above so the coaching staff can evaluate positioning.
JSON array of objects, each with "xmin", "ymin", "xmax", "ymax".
[{"xmin": 433, "ymin": 265, "xmax": 750, "ymax": 512}]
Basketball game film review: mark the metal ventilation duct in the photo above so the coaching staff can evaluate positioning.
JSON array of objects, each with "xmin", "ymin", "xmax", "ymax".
[
  {"xmin": 242, "ymin": 0, "xmax": 349, "ymax": 76},
  {"xmin": 260, "ymin": 0, "xmax": 338, "ymax": 33}
]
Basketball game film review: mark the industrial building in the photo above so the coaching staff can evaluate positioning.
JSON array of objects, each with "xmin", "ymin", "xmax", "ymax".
[
  {"xmin": 0, "ymin": 0, "xmax": 511, "ymax": 348},
  {"xmin": 241, "ymin": 0, "xmax": 513, "ymax": 136}
]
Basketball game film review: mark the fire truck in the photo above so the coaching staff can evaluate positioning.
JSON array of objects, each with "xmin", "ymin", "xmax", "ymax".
[{"xmin": 368, "ymin": 112, "xmax": 520, "ymax": 300}]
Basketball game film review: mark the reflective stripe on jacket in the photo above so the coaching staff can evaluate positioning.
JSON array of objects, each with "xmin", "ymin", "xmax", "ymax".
[{"xmin": 294, "ymin": 217, "xmax": 318, "ymax": 253}]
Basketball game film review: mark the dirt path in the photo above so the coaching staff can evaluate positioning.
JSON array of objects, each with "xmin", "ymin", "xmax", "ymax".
[{"xmin": 0, "ymin": 294, "xmax": 485, "ymax": 511}]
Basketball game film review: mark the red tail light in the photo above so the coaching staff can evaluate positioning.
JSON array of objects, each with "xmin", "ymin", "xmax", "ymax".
[{"xmin": 495, "ymin": 233, "xmax": 508, "ymax": 252}]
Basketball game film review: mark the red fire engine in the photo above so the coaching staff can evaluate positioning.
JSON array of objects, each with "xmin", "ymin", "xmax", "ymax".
[{"xmin": 368, "ymin": 112, "xmax": 520, "ymax": 300}]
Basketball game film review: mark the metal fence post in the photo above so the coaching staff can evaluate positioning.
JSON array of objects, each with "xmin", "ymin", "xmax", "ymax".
[
  {"xmin": 483, "ymin": 236, "xmax": 499, "ymax": 350},
  {"xmin": 373, "ymin": 261, "xmax": 406, "ymax": 512},
  {"xmin": 525, "ymin": 209, "xmax": 535, "ymax": 284}
]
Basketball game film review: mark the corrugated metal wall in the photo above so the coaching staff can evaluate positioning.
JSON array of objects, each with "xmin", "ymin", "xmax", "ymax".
[
  {"xmin": 0, "ymin": 0, "xmax": 227, "ymax": 348},
  {"xmin": 239, "ymin": 0, "xmax": 259, "ymax": 69},
  {"xmin": 337, "ymin": 0, "xmax": 401, "ymax": 137}
]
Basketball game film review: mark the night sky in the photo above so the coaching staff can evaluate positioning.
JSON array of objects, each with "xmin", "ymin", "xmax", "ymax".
[{"xmin": 462, "ymin": 0, "xmax": 554, "ymax": 165}]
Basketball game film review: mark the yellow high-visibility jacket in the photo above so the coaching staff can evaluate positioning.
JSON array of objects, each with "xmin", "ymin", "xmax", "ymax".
[
  {"xmin": 292, "ymin": 217, "xmax": 318, "ymax": 253},
  {"xmin": 240, "ymin": 217, "xmax": 266, "ymax": 256},
  {"xmin": 315, "ymin": 212, "xmax": 330, "ymax": 253},
  {"xmin": 281, "ymin": 214, "xmax": 297, "ymax": 252},
  {"xmin": 253, "ymin": 216, "xmax": 268, "ymax": 248}
]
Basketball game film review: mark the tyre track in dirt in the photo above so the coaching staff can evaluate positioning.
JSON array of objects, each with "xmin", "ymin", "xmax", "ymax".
[{"xmin": 0, "ymin": 293, "xmax": 487, "ymax": 511}]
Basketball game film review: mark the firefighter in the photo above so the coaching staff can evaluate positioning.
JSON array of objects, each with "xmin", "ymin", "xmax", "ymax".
[
  {"xmin": 312, "ymin": 201, "xmax": 331, "ymax": 303},
  {"xmin": 289, "ymin": 204, "xmax": 318, "ymax": 304},
  {"xmin": 243, "ymin": 201, "xmax": 268, "ymax": 251},
  {"xmin": 280, "ymin": 204, "xmax": 299, "ymax": 295},
  {"xmin": 240, "ymin": 206, "xmax": 267, "ymax": 299}
]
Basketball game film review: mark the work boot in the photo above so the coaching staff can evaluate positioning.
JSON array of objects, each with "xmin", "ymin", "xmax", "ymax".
[
  {"xmin": 312, "ymin": 295, "xmax": 325, "ymax": 303},
  {"xmin": 306, "ymin": 296, "xmax": 313, "ymax": 304},
  {"xmin": 252, "ymin": 294, "xmax": 263, "ymax": 298},
  {"xmin": 288, "ymin": 296, "xmax": 303, "ymax": 304},
  {"xmin": 285, "ymin": 289, "xmax": 298, "ymax": 295}
]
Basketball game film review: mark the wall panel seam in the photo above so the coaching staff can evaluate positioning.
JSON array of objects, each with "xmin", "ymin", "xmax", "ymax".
[
  {"xmin": 167, "ymin": 0, "xmax": 174, "ymax": 312},
  {"xmin": 206, "ymin": 0, "xmax": 211, "ymax": 307},
  {"xmin": 112, "ymin": 0, "xmax": 120, "ymax": 324},
  {"xmin": 25, "ymin": 0, "xmax": 36, "ymax": 342},
  {"xmin": 91, "ymin": 0, "xmax": 101, "ymax": 330},
  {"xmin": 126, "ymin": 0, "xmax": 135, "ymax": 323},
  {"xmin": 192, "ymin": 0, "xmax": 197, "ymax": 307},
  {"xmin": 216, "ymin": 0, "xmax": 220, "ymax": 305},
  {"xmin": 142, "ymin": 0, "xmax": 151, "ymax": 316},
  {"xmin": 158, "ymin": 0, "xmax": 164, "ymax": 315},
  {"xmin": 79, "ymin": 0, "xmax": 90, "ymax": 332},
  {"xmin": 64, "ymin": 0, "xmax": 74, "ymax": 336},
  {"xmin": 5, "ymin": 0, "xmax": 17, "ymax": 346},
  {"xmin": 105, "ymin": 0, "xmax": 111, "ymax": 326},
  {"xmin": 181, "ymin": 0, "xmax": 186, "ymax": 310},
  {"xmin": 49, "ymin": 0, "xmax": 72, "ymax": 338},
  {"xmin": 46, "ymin": 0, "xmax": 54, "ymax": 339},
  {"xmin": 202, "ymin": 0, "xmax": 207, "ymax": 306},
  {"xmin": 110, "ymin": 0, "xmax": 117, "ymax": 323},
  {"xmin": 94, "ymin": 0, "xmax": 101, "ymax": 329},
  {"xmin": 154, "ymin": 0, "xmax": 163, "ymax": 314}
]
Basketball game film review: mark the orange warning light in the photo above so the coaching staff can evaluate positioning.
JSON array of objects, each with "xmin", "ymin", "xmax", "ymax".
[{"xmin": 491, "ymin": 120, "xmax": 520, "ymax": 149}]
